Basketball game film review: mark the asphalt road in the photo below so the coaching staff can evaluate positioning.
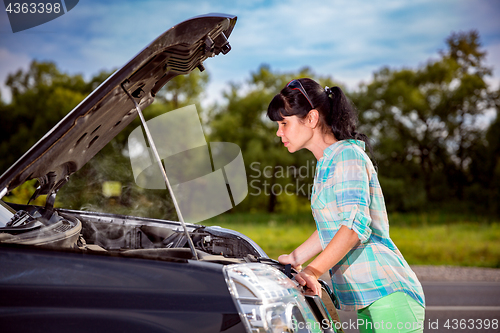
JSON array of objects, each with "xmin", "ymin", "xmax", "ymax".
[{"xmin": 330, "ymin": 281, "xmax": 500, "ymax": 332}]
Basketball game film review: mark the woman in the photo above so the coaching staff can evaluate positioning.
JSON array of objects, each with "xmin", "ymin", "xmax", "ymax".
[{"xmin": 267, "ymin": 78, "xmax": 425, "ymax": 332}]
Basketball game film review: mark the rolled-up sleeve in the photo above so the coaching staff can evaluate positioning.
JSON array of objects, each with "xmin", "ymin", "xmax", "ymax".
[{"xmin": 332, "ymin": 148, "xmax": 372, "ymax": 243}]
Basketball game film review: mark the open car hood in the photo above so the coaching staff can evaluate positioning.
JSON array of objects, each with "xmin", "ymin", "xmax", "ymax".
[{"xmin": 0, "ymin": 13, "xmax": 236, "ymax": 202}]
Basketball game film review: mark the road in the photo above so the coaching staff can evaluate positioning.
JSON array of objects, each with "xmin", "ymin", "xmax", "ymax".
[{"xmin": 333, "ymin": 281, "xmax": 500, "ymax": 333}]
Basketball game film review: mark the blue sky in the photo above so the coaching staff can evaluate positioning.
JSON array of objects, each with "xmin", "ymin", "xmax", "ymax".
[{"xmin": 0, "ymin": 0, "xmax": 499, "ymax": 107}]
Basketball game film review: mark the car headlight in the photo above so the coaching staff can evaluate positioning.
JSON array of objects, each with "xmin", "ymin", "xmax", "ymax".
[{"xmin": 224, "ymin": 263, "xmax": 323, "ymax": 333}]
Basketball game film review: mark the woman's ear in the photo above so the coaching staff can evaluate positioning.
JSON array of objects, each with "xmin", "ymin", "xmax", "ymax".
[{"xmin": 306, "ymin": 109, "xmax": 320, "ymax": 129}]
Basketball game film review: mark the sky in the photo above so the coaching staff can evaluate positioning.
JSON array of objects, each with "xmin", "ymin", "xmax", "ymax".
[{"xmin": 0, "ymin": 0, "xmax": 499, "ymax": 108}]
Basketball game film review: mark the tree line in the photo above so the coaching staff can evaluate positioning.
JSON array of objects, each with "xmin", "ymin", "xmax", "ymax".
[{"xmin": 1, "ymin": 30, "xmax": 499, "ymax": 219}]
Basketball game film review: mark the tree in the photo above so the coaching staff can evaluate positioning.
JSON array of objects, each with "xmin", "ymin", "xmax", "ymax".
[
  {"xmin": 208, "ymin": 65, "xmax": 343, "ymax": 213},
  {"xmin": 353, "ymin": 30, "xmax": 496, "ymax": 210},
  {"xmin": 154, "ymin": 70, "xmax": 209, "ymax": 109},
  {"xmin": 0, "ymin": 59, "xmax": 212, "ymax": 219},
  {"xmin": 0, "ymin": 61, "xmax": 109, "ymax": 174},
  {"xmin": 57, "ymin": 69, "xmax": 210, "ymax": 220},
  {"xmin": 466, "ymin": 91, "xmax": 500, "ymax": 215}
]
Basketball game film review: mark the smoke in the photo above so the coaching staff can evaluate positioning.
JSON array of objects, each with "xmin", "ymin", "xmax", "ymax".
[{"xmin": 57, "ymin": 139, "xmax": 177, "ymax": 221}]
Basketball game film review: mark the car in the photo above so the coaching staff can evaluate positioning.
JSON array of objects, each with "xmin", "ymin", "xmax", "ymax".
[{"xmin": 0, "ymin": 14, "xmax": 341, "ymax": 333}]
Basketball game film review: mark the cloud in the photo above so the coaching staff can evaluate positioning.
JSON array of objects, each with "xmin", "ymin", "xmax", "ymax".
[
  {"xmin": 0, "ymin": 0, "xmax": 499, "ymax": 104},
  {"xmin": 214, "ymin": 0, "xmax": 481, "ymax": 87},
  {"xmin": 0, "ymin": 48, "xmax": 31, "ymax": 102},
  {"xmin": 485, "ymin": 41, "xmax": 500, "ymax": 90}
]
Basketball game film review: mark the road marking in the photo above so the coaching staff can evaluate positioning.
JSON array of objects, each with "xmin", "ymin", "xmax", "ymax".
[{"xmin": 426, "ymin": 306, "xmax": 500, "ymax": 311}]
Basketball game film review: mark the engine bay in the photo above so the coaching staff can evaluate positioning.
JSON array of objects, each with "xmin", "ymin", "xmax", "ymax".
[{"xmin": 0, "ymin": 201, "xmax": 266, "ymax": 264}]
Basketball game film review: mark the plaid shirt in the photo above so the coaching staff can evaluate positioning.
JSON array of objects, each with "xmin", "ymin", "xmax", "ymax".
[{"xmin": 311, "ymin": 139, "xmax": 425, "ymax": 311}]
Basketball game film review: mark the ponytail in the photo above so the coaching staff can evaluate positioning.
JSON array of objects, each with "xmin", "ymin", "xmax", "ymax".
[{"xmin": 325, "ymin": 86, "xmax": 375, "ymax": 159}]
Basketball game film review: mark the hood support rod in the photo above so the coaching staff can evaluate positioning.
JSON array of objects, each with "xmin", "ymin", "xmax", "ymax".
[{"xmin": 121, "ymin": 83, "xmax": 199, "ymax": 260}]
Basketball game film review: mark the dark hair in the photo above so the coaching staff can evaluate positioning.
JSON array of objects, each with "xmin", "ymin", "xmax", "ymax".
[{"xmin": 267, "ymin": 78, "xmax": 373, "ymax": 155}]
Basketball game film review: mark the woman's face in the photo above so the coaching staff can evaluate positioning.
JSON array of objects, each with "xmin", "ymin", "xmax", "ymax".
[{"xmin": 276, "ymin": 115, "xmax": 314, "ymax": 153}]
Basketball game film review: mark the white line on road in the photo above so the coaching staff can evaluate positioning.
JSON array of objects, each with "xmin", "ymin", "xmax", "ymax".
[{"xmin": 426, "ymin": 306, "xmax": 500, "ymax": 311}]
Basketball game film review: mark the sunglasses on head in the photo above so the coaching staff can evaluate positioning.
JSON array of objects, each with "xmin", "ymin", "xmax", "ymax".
[{"xmin": 287, "ymin": 79, "xmax": 314, "ymax": 109}]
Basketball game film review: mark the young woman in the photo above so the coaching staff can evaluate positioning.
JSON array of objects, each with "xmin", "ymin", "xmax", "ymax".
[{"xmin": 267, "ymin": 78, "xmax": 425, "ymax": 333}]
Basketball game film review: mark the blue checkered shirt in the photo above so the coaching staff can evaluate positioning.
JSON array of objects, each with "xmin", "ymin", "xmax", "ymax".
[{"xmin": 311, "ymin": 139, "xmax": 425, "ymax": 311}]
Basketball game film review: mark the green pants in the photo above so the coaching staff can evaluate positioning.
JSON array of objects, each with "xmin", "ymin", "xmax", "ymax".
[{"xmin": 357, "ymin": 292, "xmax": 425, "ymax": 333}]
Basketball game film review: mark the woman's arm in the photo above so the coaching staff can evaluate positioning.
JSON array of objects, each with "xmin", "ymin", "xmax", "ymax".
[
  {"xmin": 295, "ymin": 146, "xmax": 372, "ymax": 295},
  {"xmin": 278, "ymin": 230, "xmax": 323, "ymax": 270},
  {"xmin": 295, "ymin": 225, "xmax": 360, "ymax": 295}
]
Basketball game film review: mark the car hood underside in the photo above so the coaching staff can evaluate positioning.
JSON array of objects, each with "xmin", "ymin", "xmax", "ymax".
[{"xmin": 0, "ymin": 14, "xmax": 236, "ymax": 204}]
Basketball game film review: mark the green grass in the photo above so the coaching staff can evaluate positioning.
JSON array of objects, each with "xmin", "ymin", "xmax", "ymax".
[
  {"xmin": 204, "ymin": 212, "xmax": 500, "ymax": 268},
  {"xmin": 391, "ymin": 223, "xmax": 500, "ymax": 268}
]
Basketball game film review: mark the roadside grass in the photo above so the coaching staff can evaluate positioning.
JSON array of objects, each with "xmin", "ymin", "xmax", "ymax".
[{"xmin": 204, "ymin": 212, "xmax": 500, "ymax": 268}]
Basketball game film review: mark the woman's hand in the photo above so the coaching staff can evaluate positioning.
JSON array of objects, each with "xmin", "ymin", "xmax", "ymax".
[
  {"xmin": 278, "ymin": 254, "xmax": 302, "ymax": 271},
  {"xmin": 279, "ymin": 255, "xmax": 321, "ymax": 296},
  {"xmin": 294, "ymin": 266, "xmax": 322, "ymax": 296},
  {"xmin": 277, "ymin": 231, "xmax": 322, "ymax": 272}
]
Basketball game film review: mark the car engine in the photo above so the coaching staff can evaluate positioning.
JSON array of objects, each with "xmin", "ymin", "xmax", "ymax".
[{"xmin": 0, "ymin": 201, "xmax": 265, "ymax": 264}]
